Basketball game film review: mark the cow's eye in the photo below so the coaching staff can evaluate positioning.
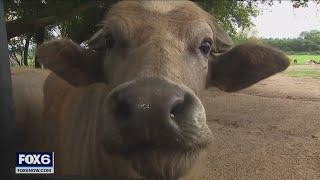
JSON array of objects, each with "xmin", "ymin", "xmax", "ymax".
[
  {"xmin": 105, "ymin": 34, "xmax": 115, "ymax": 49},
  {"xmin": 199, "ymin": 39, "xmax": 213, "ymax": 55}
]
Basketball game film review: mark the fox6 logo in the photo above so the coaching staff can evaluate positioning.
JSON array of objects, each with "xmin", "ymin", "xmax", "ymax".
[{"xmin": 16, "ymin": 152, "xmax": 54, "ymax": 174}]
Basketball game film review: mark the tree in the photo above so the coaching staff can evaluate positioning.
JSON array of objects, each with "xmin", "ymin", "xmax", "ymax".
[
  {"xmin": 299, "ymin": 30, "xmax": 320, "ymax": 44},
  {"xmin": 261, "ymin": 30, "xmax": 320, "ymax": 54},
  {"xmin": 23, "ymin": 34, "xmax": 31, "ymax": 66},
  {"xmin": 4, "ymin": 0, "xmax": 116, "ymax": 67},
  {"xmin": 197, "ymin": 0, "xmax": 259, "ymax": 39}
]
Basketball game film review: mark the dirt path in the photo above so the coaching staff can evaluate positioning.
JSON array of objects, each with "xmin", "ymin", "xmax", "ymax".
[{"xmin": 199, "ymin": 74, "xmax": 320, "ymax": 179}]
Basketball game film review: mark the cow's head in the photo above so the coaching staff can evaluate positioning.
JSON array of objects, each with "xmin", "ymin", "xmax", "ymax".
[{"xmin": 37, "ymin": 1, "xmax": 289, "ymax": 178}]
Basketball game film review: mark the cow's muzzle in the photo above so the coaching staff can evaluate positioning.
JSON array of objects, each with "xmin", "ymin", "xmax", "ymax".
[
  {"xmin": 101, "ymin": 77, "xmax": 212, "ymax": 178},
  {"xmin": 102, "ymin": 77, "xmax": 211, "ymax": 152}
]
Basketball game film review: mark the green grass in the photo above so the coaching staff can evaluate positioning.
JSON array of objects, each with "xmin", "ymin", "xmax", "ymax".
[
  {"xmin": 284, "ymin": 54, "xmax": 320, "ymax": 79},
  {"xmin": 284, "ymin": 70, "xmax": 320, "ymax": 79},
  {"xmin": 287, "ymin": 54, "xmax": 320, "ymax": 65}
]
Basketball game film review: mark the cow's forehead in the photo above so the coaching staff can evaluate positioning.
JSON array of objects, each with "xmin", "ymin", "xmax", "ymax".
[
  {"xmin": 110, "ymin": 1, "xmax": 202, "ymax": 14},
  {"xmin": 140, "ymin": 1, "xmax": 188, "ymax": 13},
  {"xmin": 103, "ymin": 1, "xmax": 213, "ymax": 42}
]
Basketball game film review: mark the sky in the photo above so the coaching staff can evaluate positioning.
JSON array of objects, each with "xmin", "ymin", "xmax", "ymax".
[{"xmin": 252, "ymin": 1, "xmax": 320, "ymax": 39}]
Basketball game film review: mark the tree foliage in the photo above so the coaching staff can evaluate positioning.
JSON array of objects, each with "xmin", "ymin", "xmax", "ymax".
[
  {"xmin": 263, "ymin": 30, "xmax": 320, "ymax": 54},
  {"xmin": 4, "ymin": 0, "xmax": 115, "ymax": 67},
  {"xmin": 237, "ymin": 30, "xmax": 320, "ymax": 54},
  {"xmin": 197, "ymin": 0, "xmax": 259, "ymax": 38}
]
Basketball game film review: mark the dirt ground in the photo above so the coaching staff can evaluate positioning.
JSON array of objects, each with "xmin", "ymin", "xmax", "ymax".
[{"xmin": 199, "ymin": 67, "xmax": 320, "ymax": 179}]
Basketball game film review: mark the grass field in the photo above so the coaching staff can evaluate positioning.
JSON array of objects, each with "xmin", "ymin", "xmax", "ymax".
[
  {"xmin": 284, "ymin": 54, "xmax": 320, "ymax": 79},
  {"xmin": 284, "ymin": 69, "xmax": 320, "ymax": 79},
  {"xmin": 284, "ymin": 64, "xmax": 320, "ymax": 79},
  {"xmin": 287, "ymin": 54, "xmax": 320, "ymax": 64}
]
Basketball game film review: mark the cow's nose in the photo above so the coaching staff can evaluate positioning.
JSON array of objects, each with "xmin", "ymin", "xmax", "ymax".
[{"xmin": 105, "ymin": 78, "xmax": 199, "ymax": 147}]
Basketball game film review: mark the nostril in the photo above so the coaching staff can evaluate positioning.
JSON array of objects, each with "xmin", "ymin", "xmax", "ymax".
[
  {"xmin": 170, "ymin": 98, "xmax": 185, "ymax": 119},
  {"xmin": 170, "ymin": 93, "xmax": 194, "ymax": 120},
  {"xmin": 111, "ymin": 94, "xmax": 131, "ymax": 120}
]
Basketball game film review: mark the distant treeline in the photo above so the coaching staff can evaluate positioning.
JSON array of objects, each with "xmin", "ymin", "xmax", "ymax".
[
  {"xmin": 236, "ymin": 30, "xmax": 320, "ymax": 55},
  {"xmin": 264, "ymin": 30, "xmax": 320, "ymax": 54}
]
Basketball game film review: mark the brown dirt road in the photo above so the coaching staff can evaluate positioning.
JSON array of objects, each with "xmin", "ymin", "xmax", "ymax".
[{"xmin": 199, "ymin": 73, "xmax": 320, "ymax": 179}]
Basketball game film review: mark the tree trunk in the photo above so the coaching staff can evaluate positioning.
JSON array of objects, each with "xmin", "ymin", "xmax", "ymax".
[
  {"xmin": 34, "ymin": 27, "xmax": 45, "ymax": 68},
  {"xmin": 23, "ymin": 35, "xmax": 31, "ymax": 66},
  {"xmin": 9, "ymin": 53, "xmax": 20, "ymax": 66}
]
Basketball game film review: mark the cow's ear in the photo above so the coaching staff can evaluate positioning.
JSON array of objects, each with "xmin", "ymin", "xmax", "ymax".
[
  {"xmin": 207, "ymin": 43, "xmax": 290, "ymax": 92},
  {"xmin": 36, "ymin": 39, "xmax": 104, "ymax": 86},
  {"xmin": 212, "ymin": 21, "xmax": 233, "ymax": 53}
]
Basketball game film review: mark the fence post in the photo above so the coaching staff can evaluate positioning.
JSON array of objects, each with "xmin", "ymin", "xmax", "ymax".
[{"xmin": 0, "ymin": 0, "xmax": 15, "ymax": 179}]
